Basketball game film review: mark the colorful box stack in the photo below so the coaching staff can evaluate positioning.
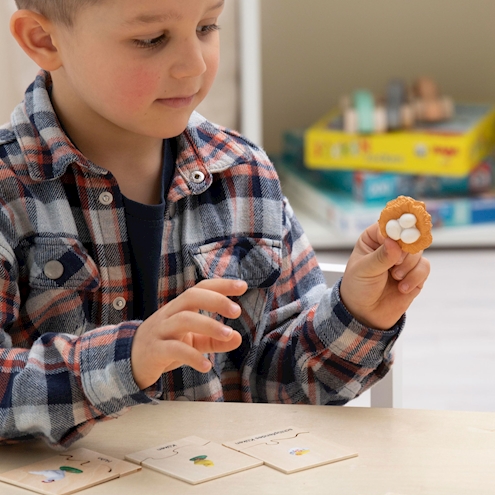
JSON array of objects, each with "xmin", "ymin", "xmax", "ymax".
[
  {"xmin": 304, "ymin": 103, "xmax": 495, "ymax": 176},
  {"xmin": 276, "ymin": 121, "xmax": 495, "ymax": 238}
]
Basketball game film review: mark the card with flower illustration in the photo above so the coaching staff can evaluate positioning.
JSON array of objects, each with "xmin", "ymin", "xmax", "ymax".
[
  {"xmin": 223, "ymin": 427, "xmax": 358, "ymax": 474},
  {"xmin": 125, "ymin": 435, "xmax": 262, "ymax": 485}
]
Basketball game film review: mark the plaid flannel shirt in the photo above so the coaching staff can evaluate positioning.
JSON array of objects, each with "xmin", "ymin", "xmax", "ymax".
[{"xmin": 0, "ymin": 71, "xmax": 403, "ymax": 449}]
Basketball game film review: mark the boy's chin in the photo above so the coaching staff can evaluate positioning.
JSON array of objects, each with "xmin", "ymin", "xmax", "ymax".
[{"xmin": 133, "ymin": 120, "xmax": 190, "ymax": 140}]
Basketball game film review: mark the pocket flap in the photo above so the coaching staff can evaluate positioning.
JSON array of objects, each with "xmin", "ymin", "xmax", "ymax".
[
  {"xmin": 192, "ymin": 237, "xmax": 282, "ymax": 288},
  {"xmin": 28, "ymin": 237, "xmax": 101, "ymax": 291}
]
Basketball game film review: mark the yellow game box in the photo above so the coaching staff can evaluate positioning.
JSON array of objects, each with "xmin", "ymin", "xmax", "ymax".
[{"xmin": 304, "ymin": 103, "xmax": 495, "ymax": 176}]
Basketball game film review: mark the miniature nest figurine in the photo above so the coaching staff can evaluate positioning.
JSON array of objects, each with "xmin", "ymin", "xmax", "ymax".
[{"xmin": 378, "ymin": 196, "xmax": 433, "ymax": 254}]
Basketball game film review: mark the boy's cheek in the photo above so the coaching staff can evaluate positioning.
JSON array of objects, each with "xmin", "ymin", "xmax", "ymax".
[{"xmin": 106, "ymin": 69, "xmax": 162, "ymax": 109}]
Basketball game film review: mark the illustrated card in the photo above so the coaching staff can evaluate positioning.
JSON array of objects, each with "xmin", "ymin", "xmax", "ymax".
[
  {"xmin": 125, "ymin": 435, "xmax": 262, "ymax": 485},
  {"xmin": 0, "ymin": 447, "xmax": 141, "ymax": 495},
  {"xmin": 223, "ymin": 426, "xmax": 358, "ymax": 474}
]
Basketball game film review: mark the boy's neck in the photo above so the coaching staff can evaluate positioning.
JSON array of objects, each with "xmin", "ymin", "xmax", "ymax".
[{"xmin": 50, "ymin": 77, "xmax": 168, "ymax": 205}]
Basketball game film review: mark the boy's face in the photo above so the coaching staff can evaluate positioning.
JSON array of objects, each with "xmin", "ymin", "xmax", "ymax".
[{"xmin": 52, "ymin": 0, "xmax": 224, "ymax": 139}]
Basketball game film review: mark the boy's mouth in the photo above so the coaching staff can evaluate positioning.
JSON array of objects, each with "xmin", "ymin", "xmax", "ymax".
[{"xmin": 156, "ymin": 94, "xmax": 196, "ymax": 109}]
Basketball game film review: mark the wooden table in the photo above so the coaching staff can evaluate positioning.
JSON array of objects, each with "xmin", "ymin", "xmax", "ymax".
[{"xmin": 1, "ymin": 402, "xmax": 494, "ymax": 494}]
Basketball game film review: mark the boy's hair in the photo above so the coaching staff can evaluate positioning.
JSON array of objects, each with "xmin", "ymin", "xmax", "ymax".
[{"xmin": 15, "ymin": 0, "xmax": 99, "ymax": 26}]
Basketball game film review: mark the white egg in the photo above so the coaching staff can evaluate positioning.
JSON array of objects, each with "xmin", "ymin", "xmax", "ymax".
[
  {"xmin": 399, "ymin": 213, "xmax": 417, "ymax": 229},
  {"xmin": 386, "ymin": 219, "xmax": 402, "ymax": 240},
  {"xmin": 400, "ymin": 227, "xmax": 421, "ymax": 244}
]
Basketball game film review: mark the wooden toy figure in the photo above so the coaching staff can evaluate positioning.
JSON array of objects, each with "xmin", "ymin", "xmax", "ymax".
[
  {"xmin": 412, "ymin": 76, "xmax": 454, "ymax": 123},
  {"xmin": 342, "ymin": 90, "xmax": 387, "ymax": 134},
  {"xmin": 385, "ymin": 79, "xmax": 415, "ymax": 131}
]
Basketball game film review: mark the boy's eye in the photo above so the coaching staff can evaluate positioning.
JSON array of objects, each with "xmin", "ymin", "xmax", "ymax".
[
  {"xmin": 133, "ymin": 34, "xmax": 166, "ymax": 49},
  {"xmin": 197, "ymin": 24, "xmax": 220, "ymax": 35},
  {"xmin": 132, "ymin": 24, "xmax": 219, "ymax": 49}
]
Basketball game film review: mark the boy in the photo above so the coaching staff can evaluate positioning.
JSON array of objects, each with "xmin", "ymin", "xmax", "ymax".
[{"xmin": 0, "ymin": 0, "xmax": 429, "ymax": 449}]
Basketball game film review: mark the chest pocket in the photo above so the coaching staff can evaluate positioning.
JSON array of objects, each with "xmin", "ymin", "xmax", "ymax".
[
  {"xmin": 192, "ymin": 237, "xmax": 282, "ymax": 288},
  {"xmin": 28, "ymin": 237, "xmax": 100, "ymax": 291},
  {"xmin": 19, "ymin": 237, "xmax": 101, "ymax": 340}
]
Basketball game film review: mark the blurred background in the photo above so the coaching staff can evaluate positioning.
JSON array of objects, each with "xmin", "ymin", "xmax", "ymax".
[
  {"xmin": 260, "ymin": 0, "xmax": 495, "ymax": 154},
  {"xmin": 1, "ymin": 0, "xmax": 494, "ymax": 412}
]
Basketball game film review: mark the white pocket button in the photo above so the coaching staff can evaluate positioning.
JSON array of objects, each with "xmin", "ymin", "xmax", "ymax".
[
  {"xmin": 44, "ymin": 260, "xmax": 64, "ymax": 280},
  {"xmin": 191, "ymin": 171, "xmax": 205, "ymax": 183}
]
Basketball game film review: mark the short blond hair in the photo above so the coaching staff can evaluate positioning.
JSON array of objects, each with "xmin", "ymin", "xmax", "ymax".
[{"xmin": 14, "ymin": 0, "xmax": 100, "ymax": 26}]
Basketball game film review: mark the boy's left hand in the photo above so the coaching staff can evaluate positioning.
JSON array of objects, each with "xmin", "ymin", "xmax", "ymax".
[{"xmin": 340, "ymin": 222, "xmax": 430, "ymax": 330}]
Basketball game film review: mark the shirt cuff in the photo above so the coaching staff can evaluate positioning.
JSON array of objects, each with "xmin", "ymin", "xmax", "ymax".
[
  {"xmin": 79, "ymin": 322, "xmax": 162, "ymax": 417},
  {"xmin": 314, "ymin": 279, "xmax": 405, "ymax": 368}
]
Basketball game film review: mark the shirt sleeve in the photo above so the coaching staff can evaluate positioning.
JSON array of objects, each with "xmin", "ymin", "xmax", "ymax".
[
  {"xmin": 0, "ymin": 246, "xmax": 161, "ymax": 449},
  {"xmin": 247, "ymin": 197, "xmax": 404, "ymax": 405}
]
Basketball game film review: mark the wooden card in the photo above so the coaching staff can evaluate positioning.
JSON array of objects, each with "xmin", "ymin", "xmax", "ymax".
[
  {"xmin": 125, "ymin": 435, "xmax": 262, "ymax": 485},
  {"xmin": 0, "ymin": 448, "xmax": 141, "ymax": 495},
  {"xmin": 223, "ymin": 426, "xmax": 358, "ymax": 474}
]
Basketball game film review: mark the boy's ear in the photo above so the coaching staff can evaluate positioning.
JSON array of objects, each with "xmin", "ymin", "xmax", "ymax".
[{"xmin": 10, "ymin": 10, "xmax": 63, "ymax": 71}]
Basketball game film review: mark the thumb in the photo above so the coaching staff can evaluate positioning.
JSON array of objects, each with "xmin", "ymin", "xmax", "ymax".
[{"xmin": 363, "ymin": 237, "xmax": 403, "ymax": 277}]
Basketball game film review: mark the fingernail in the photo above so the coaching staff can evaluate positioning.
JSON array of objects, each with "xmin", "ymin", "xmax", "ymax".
[
  {"xmin": 395, "ymin": 271, "xmax": 404, "ymax": 280},
  {"xmin": 202, "ymin": 359, "xmax": 212, "ymax": 372},
  {"xmin": 221, "ymin": 326, "xmax": 233, "ymax": 337},
  {"xmin": 400, "ymin": 282, "xmax": 409, "ymax": 292},
  {"xmin": 234, "ymin": 279, "xmax": 246, "ymax": 289},
  {"xmin": 230, "ymin": 302, "xmax": 240, "ymax": 314}
]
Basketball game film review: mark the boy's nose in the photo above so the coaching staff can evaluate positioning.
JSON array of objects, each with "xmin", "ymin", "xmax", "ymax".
[{"xmin": 169, "ymin": 37, "xmax": 208, "ymax": 79}]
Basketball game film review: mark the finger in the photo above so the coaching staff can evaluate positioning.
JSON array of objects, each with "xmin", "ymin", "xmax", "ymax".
[
  {"xmin": 162, "ymin": 310, "xmax": 238, "ymax": 341},
  {"xmin": 363, "ymin": 223, "xmax": 417, "ymax": 267},
  {"xmin": 357, "ymin": 237, "xmax": 403, "ymax": 277},
  {"xmin": 155, "ymin": 340, "xmax": 213, "ymax": 373},
  {"xmin": 190, "ymin": 330, "xmax": 243, "ymax": 354},
  {"xmin": 394, "ymin": 250, "xmax": 409, "ymax": 266},
  {"xmin": 356, "ymin": 222, "xmax": 383, "ymax": 253},
  {"xmin": 396, "ymin": 257, "xmax": 431, "ymax": 294},
  {"xmin": 161, "ymin": 283, "xmax": 246, "ymax": 319},
  {"xmin": 391, "ymin": 251, "xmax": 423, "ymax": 280},
  {"xmin": 195, "ymin": 278, "xmax": 248, "ymax": 296}
]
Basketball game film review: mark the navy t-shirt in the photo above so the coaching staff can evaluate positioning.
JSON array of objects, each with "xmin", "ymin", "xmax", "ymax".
[{"xmin": 122, "ymin": 139, "xmax": 176, "ymax": 320}]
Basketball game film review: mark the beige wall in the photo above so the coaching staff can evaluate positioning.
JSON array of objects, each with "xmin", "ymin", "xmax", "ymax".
[
  {"xmin": 0, "ymin": 0, "xmax": 39, "ymax": 124},
  {"xmin": 261, "ymin": 0, "xmax": 495, "ymax": 154},
  {"xmin": 196, "ymin": 0, "xmax": 239, "ymax": 130},
  {"xmin": 0, "ymin": 0, "xmax": 239, "ymax": 129}
]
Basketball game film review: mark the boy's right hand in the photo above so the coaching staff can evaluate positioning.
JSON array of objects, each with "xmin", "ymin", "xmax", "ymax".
[{"xmin": 130, "ymin": 279, "xmax": 247, "ymax": 390}]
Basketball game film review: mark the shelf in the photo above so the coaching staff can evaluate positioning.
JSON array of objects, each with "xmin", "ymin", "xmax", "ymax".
[
  {"xmin": 292, "ymin": 204, "xmax": 495, "ymax": 250},
  {"xmin": 239, "ymin": 4, "xmax": 495, "ymax": 250}
]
